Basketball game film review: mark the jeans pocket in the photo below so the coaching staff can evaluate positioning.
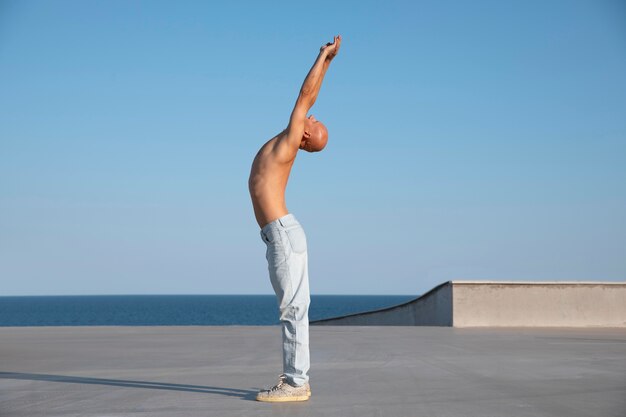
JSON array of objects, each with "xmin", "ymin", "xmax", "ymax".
[{"xmin": 285, "ymin": 226, "xmax": 307, "ymax": 254}]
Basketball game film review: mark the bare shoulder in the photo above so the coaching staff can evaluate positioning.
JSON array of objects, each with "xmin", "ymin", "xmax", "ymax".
[
  {"xmin": 271, "ymin": 128, "xmax": 300, "ymax": 163},
  {"xmin": 251, "ymin": 131, "xmax": 295, "ymax": 168}
]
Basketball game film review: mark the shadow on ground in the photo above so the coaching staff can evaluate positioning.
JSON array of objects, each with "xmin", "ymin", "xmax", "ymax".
[{"xmin": 0, "ymin": 372, "xmax": 258, "ymax": 400}]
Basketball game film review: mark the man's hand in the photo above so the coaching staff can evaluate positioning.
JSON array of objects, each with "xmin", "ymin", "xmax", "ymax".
[{"xmin": 320, "ymin": 35, "xmax": 342, "ymax": 61}]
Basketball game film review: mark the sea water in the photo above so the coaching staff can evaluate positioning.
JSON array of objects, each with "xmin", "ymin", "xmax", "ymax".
[{"xmin": 0, "ymin": 294, "xmax": 416, "ymax": 326}]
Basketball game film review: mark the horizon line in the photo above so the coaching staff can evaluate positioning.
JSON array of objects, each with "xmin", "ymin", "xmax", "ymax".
[{"xmin": 0, "ymin": 293, "xmax": 419, "ymax": 297}]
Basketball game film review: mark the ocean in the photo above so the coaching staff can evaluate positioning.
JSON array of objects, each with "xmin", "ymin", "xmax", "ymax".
[{"xmin": 0, "ymin": 295, "xmax": 416, "ymax": 326}]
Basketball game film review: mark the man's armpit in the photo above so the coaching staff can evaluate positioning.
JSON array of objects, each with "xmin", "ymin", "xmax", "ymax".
[{"xmin": 273, "ymin": 134, "xmax": 299, "ymax": 162}]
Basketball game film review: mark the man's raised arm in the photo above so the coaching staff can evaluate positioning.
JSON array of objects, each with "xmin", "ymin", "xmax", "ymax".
[{"xmin": 286, "ymin": 35, "xmax": 341, "ymax": 142}]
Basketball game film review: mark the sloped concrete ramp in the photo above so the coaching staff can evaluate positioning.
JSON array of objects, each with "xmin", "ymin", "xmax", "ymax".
[{"xmin": 311, "ymin": 281, "xmax": 626, "ymax": 327}]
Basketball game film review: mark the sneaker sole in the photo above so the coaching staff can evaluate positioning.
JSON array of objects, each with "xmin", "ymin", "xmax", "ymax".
[{"xmin": 256, "ymin": 394, "xmax": 311, "ymax": 402}]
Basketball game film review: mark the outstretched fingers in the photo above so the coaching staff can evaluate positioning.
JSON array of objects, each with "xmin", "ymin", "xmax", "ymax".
[{"xmin": 334, "ymin": 35, "xmax": 341, "ymax": 54}]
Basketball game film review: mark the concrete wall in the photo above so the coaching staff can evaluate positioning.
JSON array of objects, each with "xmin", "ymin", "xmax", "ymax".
[
  {"xmin": 452, "ymin": 281, "xmax": 626, "ymax": 327},
  {"xmin": 310, "ymin": 281, "xmax": 626, "ymax": 327}
]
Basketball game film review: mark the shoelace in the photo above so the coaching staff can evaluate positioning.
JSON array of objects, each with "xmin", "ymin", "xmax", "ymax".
[{"xmin": 269, "ymin": 373, "xmax": 288, "ymax": 391}]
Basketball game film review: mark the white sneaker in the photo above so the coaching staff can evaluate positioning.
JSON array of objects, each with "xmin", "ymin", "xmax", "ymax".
[{"xmin": 256, "ymin": 374, "xmax": 311, "ymax": 402}]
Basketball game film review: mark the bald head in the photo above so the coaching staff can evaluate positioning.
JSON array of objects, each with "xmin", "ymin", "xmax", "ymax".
[{"xmin": 300, "ymin": 115, "xmax": 328, "ymax": 153}]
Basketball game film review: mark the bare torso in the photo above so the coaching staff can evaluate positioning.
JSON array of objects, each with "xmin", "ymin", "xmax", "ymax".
[
  {"xmin": 248, "ymin": 130, "xmax": 297, "ymax": 228},
  {"xmin": 248, "ymin": 35, "xmax": 341, "ymax": 229}
]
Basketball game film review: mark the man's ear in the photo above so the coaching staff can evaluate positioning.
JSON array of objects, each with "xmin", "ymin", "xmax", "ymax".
[{"xmin": 303, "ymin": 130, "xmax": 311, "ymax": 138}]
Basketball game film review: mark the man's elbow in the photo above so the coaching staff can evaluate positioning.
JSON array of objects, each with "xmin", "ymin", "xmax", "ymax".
[
  {"xmin": 298, "ymin": 90, "xmax": 316, "ymax": 108},
  {"xmin": 299, "ymin": 87, "xmax": 315, "ymax": 99}
]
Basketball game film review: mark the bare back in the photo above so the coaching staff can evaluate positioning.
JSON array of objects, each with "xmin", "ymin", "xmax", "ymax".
[{"xmin": 248, "ymin": 130, "xmax": 297, "ymax": 228}]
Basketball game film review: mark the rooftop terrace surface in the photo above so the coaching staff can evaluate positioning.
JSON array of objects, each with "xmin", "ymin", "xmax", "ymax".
[{"xmin": 1, "ymin": 326, "xmax": 625, "ymax": 417}]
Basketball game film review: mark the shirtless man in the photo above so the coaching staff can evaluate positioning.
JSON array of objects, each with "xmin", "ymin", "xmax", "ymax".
[{"xmin": 250, "ymin": 35, "xmax": 341, "ymax": 403}]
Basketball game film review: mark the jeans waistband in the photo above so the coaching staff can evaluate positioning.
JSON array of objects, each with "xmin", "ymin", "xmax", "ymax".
[
  {"xmin": 262, "ymin": 213, "xmax": 299, "ymax": 232},
  {"xmin": 261, "ymin": 213, "xmax": 300, "ymax": 242}
]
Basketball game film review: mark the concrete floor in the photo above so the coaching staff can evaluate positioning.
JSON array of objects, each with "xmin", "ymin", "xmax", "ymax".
[{"xmin": 0, "ymin": 326, "xmax": 625, "ymax": 417}]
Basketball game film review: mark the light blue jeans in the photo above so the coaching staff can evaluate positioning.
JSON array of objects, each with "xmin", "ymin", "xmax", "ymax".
[{"xmin": 260, "ymin": 213, "xmax": 310, "ymax": 387}]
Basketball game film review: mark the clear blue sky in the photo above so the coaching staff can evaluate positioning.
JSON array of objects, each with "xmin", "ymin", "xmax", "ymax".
[{"xmin": 1, "ymin": 0, "xmax": 625, "ymax": 295}]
